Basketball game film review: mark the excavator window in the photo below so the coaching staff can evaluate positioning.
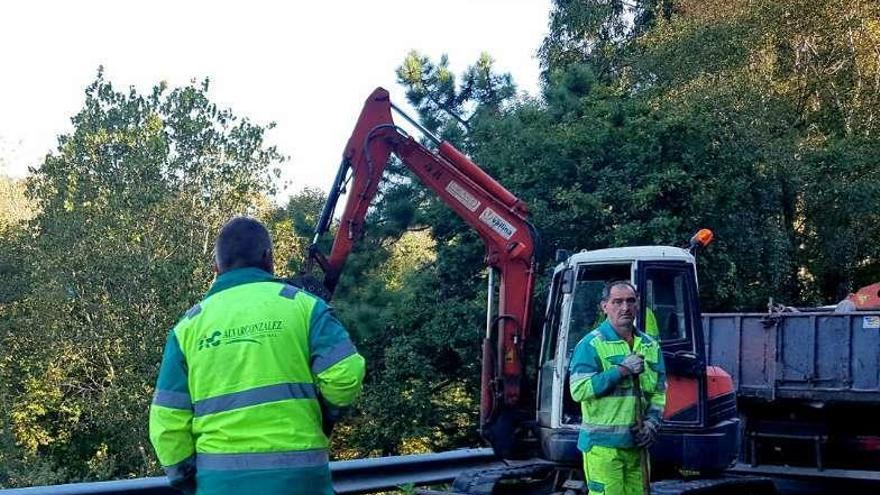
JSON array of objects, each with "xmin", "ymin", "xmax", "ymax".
[
  {"xmin": 567, "ymin": 264, "xmax": 632, "ymax": 347},
  {"xmin": 643, "ymin": 268, "xmax": 690, "ymax": 343}
]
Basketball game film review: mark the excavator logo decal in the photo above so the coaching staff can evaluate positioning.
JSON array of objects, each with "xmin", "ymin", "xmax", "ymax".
[
  {"xmin": 446, "ymin": 180, "xmax": 481, "ymax": 212},
  {"xmin": 479, "ymin": 207, "xmax": 517, "ymax": 240}
]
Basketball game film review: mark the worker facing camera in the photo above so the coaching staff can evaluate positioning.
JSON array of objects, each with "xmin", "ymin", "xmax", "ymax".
[{"xmin": 569, "ymin": 280, "xmax": 666, "ymax": 495}]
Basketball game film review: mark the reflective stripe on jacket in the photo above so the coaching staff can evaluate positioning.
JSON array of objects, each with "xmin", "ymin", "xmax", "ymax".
[
  {"xmin": 149, "ymin": 267, "xmax": 365, "ymax": 494},
  {"xmin": 568, "ymin": 320, "xmax": 666, "ymax": 453}
]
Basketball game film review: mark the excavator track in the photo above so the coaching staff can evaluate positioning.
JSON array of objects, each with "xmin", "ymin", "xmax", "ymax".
[
  {"xmin": 417, "ymin": 461, "xmax": 560, "ymax": 495},
  {"xmin": 652, "ymin": 476, "xmax": 776, "ymax": 495}
]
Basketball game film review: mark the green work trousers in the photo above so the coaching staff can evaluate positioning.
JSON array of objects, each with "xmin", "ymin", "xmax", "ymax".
[{"xmin": 583, "ymin": 445, "xmax": 645, "ymax": 495}]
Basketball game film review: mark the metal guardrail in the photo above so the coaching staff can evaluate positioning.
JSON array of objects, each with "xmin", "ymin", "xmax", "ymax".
[
  {"xmin": 0, "ymin": 448, "xmax": 499, "ymax": 495},
  {"xmin": 332, "ymin": 448, "xmax": 500, "ymax": 494}
]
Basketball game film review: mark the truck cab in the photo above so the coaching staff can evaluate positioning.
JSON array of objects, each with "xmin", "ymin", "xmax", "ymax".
[{"xmin": 536, "ymin": 246, "xmax": 740, "ymax": 475}]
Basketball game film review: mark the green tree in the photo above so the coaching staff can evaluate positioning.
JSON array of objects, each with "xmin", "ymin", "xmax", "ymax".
[
  {"xmin": 626, "ymin": 0, "xmax": 880, "ymax": 303},
  {"xmin": 0, "ymin": 176, "xmax": 33, "ymax": 230},
  {"xmin": 398, "ymin": 50, "xmax": 516, "ymax": 144},
  {"xmin": 0, "ymin": 170, "xmax": 34, "ymax": 306},
  {"xmin": 539, "ymin": 0, "xmax": 676, "ymax": 77},
  {"xmin": 273, "ymin": 187, "xmax": 328, "ymax": 275},
  {"xmin": 0, "ymin": 69, "xmax": 284, "ymax": 487},
  {"xmin": 536, "ymin": 0, "xmax": 880, "ymax": 306}
]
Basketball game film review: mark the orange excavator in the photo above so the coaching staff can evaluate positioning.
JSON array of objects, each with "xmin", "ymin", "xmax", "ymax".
[
  {"xmin": 298, "ymin": 88, "xmax": 774, "ymax": 494},
  {"xmin": 845, "ymin": 282, "xmax": 880, "ymax": 310}
]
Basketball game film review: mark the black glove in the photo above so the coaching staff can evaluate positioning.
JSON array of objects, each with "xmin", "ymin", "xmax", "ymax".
[
  {"xmin": 170, "ymin": 478, "xmax": 196, "ymax": 495},
  {"xmin": 167, "ymin": 461, "xmax": 197, "ymax": 495},
  {"xmin": 632, "ymin": 419, "xmax": 660, "ymax": 448},
  {"xmin": 319, "ymin": 397, "xmax": 349, "ymax": 437}
]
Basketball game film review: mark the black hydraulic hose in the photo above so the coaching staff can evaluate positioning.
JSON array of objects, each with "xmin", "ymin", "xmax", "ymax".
[
  {"xmin": 390, "ymin": 102, "xmax": 441, "ymax": 146},
  {"xmin": 313, "ymin": 157, "xmax": 351, "ymax": 245},
  {"xmin": 310, "ymin": 122, "xmax": 406, "ymax": 247}
]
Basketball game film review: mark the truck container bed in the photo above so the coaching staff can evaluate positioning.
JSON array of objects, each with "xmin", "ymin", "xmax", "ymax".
[
  {"xmin": 702, "ymin": 311, "xmax": 880, "ymax": 403},
  {"xmin": 702, "ymin": 311, "xmax": 880, "ymax": 472}
]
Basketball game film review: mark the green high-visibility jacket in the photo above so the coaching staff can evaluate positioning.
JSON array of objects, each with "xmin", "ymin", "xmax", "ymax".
[
  {"xmin": 568, "ymin": 320, "xmax": 666, "ymax": 453},
  {"xmin": 149, "ymin": 268, "xmax": 366, "ymax": 494}
]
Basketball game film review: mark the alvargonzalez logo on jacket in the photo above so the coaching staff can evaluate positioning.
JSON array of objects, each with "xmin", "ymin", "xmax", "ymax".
[{"xmin": 197, "ymin": 320, "xmax": 285, "ymax": 350}]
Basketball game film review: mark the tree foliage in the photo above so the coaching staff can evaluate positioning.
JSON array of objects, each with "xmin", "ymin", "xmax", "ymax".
[
  {"xmin": 0, "ymin": 175, "xmax": 33, "ymax": 230},
  {"xmin": 0, "ymin": 70, "xmax": 286, "ymax": 486},
  {"xmin": 2, "ymin": 0, "xmax": 880, "ymax": 486},
  {"xmin": 622, "ymin": 0, "xmax": 880, "ymax": 302},
  {"xmin": 398, "ymin": 50, "xmax": 516, "ymax": 143}
]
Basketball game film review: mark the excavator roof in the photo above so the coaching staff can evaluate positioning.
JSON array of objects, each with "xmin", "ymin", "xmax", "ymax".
[{"xmin": 565, "ymin": 245, "xmax": 695, "ymax": 266}]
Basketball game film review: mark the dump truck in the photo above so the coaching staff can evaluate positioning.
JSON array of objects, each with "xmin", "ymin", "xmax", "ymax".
[{"xmin": 703, "ymin": 308, "xmax": 880, "ymax": 480}]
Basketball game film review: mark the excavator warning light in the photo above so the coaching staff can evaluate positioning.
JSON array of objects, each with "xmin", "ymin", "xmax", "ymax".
[{"xmin": 691, "ymin": 228, "xmax": 714, "ymax": 248}]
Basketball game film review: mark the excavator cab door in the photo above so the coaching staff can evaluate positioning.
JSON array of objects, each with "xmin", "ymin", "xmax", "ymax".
[
  {"xmin": 537, "ymin": 267, "xmax": 568, "ymax": 430},
  {"xmin": 637, "ymin": 261, "xmax": 705, "ymax": 379},
  {"xmin": 636, "ymin": 260, "xmax": 742, "ymax": 474},
  {"xmin": 636, "ymin": 260, "xmax": 707, "ymax": 426}
]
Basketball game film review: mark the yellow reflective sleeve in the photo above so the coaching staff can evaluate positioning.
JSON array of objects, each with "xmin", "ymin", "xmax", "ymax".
[
  {"xmin": 315, "ymin": 353, "xmax": 365, "ymax": 407},
  {"xmin": 149, "ymin": 404, "xmax": 195, "ymax": 467}
]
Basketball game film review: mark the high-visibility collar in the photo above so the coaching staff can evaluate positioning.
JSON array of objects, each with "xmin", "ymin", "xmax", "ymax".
[
  {"xmin": 597, "ymin": 320, "xmax": 648, "ymax": 347},
  {"xmin": 206, "ymin": 267, "xmax": 277, "ymax": 298}
]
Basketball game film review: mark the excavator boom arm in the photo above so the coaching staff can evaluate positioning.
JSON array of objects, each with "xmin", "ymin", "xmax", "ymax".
[{"xmin": 307, "ymin": 88, "xmax": 537, "ymax": 450}]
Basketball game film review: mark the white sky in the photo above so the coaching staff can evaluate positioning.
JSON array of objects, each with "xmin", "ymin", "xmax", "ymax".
[{"xmin": 0, "ymin": 0, "xmax": 550, "ymax": 196}]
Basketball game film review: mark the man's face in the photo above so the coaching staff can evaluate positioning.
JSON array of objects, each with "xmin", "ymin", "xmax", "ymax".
[{"xmin": 601, "ymin": 284, "xmax": 639, "ymax": 331}]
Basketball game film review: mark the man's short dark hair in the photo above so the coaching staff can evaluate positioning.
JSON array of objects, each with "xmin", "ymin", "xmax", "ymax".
[
  {"xmin": 215, "ymin": 217, "xmax": 273, "ymax": 273},
  {"xmin": 601, "ymin": 280, "xmax": 639, "ymax": 302}
]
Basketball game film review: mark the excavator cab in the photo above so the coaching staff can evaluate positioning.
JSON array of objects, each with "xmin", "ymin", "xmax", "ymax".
[{"xmin": 536, "ymin": 247, "xmax": 740, "ymax": 475}]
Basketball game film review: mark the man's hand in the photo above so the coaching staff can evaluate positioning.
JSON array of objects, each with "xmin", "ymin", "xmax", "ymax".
[
  {"xmin": 632, "ymin": 419, "xmax": 660, "ymax": 448},
  {"xmin": 319, "ymin": 395, "xmax": 349, "ymax": 437},
  {"xmin": 168, "ymin": 469, "xmax": 196, "ymax": 495},
  {"xmin": 618, "ymin": 354, "xmax": 645, "ymax": 376}
]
